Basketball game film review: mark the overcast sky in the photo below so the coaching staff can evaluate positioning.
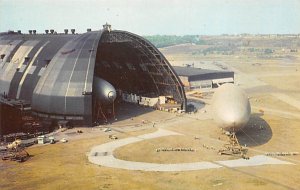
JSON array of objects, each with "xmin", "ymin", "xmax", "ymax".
[{"xmin": 0, "ymin": 0, "xmax": 299, "ymax": 35}]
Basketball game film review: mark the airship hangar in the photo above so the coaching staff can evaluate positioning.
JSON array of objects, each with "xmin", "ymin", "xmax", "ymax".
[{"xmin": 0, "ymin": 24, "xmax": 186, "ymax": 135}]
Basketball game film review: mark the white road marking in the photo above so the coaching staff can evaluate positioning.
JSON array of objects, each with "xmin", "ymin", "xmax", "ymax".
[
  {"xmin": 252, "ymin": 106, "xmax": 300, "ymax": 119},
  {"xmin": 216, "ymin": 155, "xmax": 293, "ymax": 168},
  {"xmin": 271, "ymin": 93, "xmax": 300, "ymax": 111}
]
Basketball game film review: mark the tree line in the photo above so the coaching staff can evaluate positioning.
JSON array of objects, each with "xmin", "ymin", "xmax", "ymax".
[{"xmin": 143, "ymin": 35, "xmax": 205, "ymax": 48}]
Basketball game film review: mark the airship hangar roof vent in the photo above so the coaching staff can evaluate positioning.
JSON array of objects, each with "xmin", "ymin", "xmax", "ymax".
[
  {"xmin": 7, "ymin": 30, "xmax": 15, "ymax": 34},
  {"xmin": 103, "ymin": 23, "xmax": 112, "ymax": 32}
]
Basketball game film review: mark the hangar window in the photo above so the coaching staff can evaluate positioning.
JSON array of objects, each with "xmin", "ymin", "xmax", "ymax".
[
  {"xmin": 139, "ymin": 63, "xmax": 148, "ymax": 72},
  {"xmin": 49, "ymin": 115, "xmax": 64, "ymax": 119},
  {"xmin": 44, "ymin": 59, "xmax": 51, "ymax": 68},
  {"xmin": 125, "ymin": 62, "xmax": 136, "ymax": 70},
  {"xmin": 24, "ymin": 56, "xmax": 30, "ymax": 64},
  {"xmin": 101, "ymin": 61, "xmax": 111, "ymax": 68},
  {"xmin": 112, "ymin": 61, "xmax": 122, "ymax": 69}
]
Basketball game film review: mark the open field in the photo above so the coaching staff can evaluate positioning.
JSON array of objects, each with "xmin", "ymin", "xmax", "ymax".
[
  {"xmin": 1, "ymin": 36, "xmax": 300, "ymax": 190},
  {"xmin": 1, "ymin": 110, "xmax": 300, "ymax": 190}
]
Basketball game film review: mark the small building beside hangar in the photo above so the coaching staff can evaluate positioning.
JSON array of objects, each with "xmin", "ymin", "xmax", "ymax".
[{"xmin": 173, "ymin": 66, "xmax": 234, "ymax": 90}]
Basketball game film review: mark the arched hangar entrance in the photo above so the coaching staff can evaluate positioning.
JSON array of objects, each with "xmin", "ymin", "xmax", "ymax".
[{"xmin": 93, "ymin": 30, "xmax": 186, "ymax": 123}]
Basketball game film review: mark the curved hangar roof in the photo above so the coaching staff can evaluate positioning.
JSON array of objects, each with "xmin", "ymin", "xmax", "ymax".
[{"xmin": 0, "ymin": 30, "xmax": 186, "ymax": 123}]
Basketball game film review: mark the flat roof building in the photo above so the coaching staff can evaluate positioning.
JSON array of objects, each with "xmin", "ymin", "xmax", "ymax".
[{"xmin": 173, "ymin": 66, "xmax": 234, "ymax": 90}]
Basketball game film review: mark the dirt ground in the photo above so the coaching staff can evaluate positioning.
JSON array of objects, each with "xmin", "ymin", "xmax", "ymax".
[
  {"xmin": 1, "ymin": 40, "xmax": 300, "ymax": 190},
  {"xmin": 1, "ymin": 111, "xmax": 299, "ymax": 190}
]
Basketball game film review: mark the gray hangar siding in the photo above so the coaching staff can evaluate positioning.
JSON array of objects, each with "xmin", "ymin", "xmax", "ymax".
[
  {"xmin": 1, "ymin": 29, "xmax": 186, "ymax": 125},
  {"xmin": 0, "ymin": 35, "xmax": 75, "ymax": 101},
  {"xmin": 32, "ymin": 31, "xmax": 102, "ymax": 121}
]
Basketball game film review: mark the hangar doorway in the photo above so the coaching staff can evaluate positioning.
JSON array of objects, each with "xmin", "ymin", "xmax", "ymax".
[{"xmin": 92, "ymin": 30, "xmax": 186, "ymax": 123}]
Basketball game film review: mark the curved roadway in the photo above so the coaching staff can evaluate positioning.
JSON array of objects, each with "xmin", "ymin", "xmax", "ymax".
[{"xmin": 88, "ymin": 129, "xmax": 293, "ymax": 172}]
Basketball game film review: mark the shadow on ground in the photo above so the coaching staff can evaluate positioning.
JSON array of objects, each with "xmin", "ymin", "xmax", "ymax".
[
  {"xmin": 237, "ymin": 113, "xmax": 273, "ymax": 147},
  {"xmin": 186, "ymin": 99, "xmax": 206, "ymax": 110},
  {"xmin": 109, "ymin": 102, "xmax": 155, "ymax": 122}
]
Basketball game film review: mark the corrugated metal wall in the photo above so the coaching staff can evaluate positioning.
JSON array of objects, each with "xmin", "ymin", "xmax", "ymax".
[{"xmin": 0, "ymin": 30, "xmax": 185, "ymax": 125}]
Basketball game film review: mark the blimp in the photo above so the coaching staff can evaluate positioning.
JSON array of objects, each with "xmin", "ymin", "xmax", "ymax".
[{"xmin": 212, "ymin": 83, "xmax": 251, "ymax": 132}]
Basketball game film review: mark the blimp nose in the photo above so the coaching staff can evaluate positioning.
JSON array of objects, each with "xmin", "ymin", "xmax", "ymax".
[
  {"xmin": 93, "ymin": 77, "xmax": 117, "ymax": 104},
  {"xmin": 224, "ymin": 107, "xmax": 250, "ymax": 131},
  {"xmin": 229, "ymin": 111, "xmax": 244, "ymax": 123},
  {"xmin": 212, "ymin": 83, "xmax": 251, "ymax": 132},
  {"xmin": 108, "ymin": 91, "xmax": 116, "ymax": 101},
  {"xmin": 228, "ymin": 117, "xmax": 243, "ymax": 128}
]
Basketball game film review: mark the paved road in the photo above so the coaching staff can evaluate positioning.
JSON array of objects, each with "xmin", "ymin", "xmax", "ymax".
[
  {"xmin": 88, "ymin": 129, "xmax": 292, "ymax": 172},
  {"xmin": 271, "ymin": 93, "xmax": 300, "ymax": 111},
  {"xmin": 252, "ymin": 106, "xmax": 300, "ymax": 119}
]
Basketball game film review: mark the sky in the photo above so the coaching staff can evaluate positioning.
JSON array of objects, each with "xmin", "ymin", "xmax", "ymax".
[{"xmin": 0, "ymin": 0, "xmax": 300, "ymax": 35}]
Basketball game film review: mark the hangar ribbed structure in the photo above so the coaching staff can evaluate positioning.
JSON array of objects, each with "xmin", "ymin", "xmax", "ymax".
[{"xmin": 0, "ymin": 29, "xmax": 186, "ymax": 125}]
